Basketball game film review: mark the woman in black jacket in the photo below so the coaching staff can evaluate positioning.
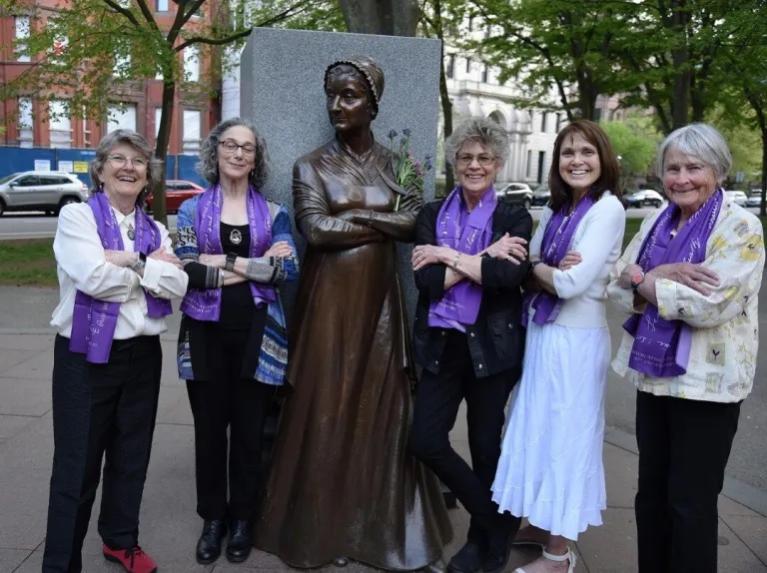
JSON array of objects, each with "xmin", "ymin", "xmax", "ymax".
[{"xmin": 409, "ymin": 117, "xmax": 532, "ymax": 573}]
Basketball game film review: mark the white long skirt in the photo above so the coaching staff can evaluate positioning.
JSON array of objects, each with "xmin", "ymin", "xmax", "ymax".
[{"xmin": 491, "ymin": 320, "xmax": 609, "ymax": 541}]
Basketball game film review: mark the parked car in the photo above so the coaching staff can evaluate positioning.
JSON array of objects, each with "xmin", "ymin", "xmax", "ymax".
[
  {"xmin": 625, "ymin": 189, "xmax": 664, "ymax": 208},
  {"xmin": 0, "ymin": 171, "xmax": 88, "ymax": 216},
  {"xmin": 725, "ymin": 190, "xmax": 748, "ymax": 207},
  {"xmin": 531, "ymin": 184, "xmax": 551, "ymax": 207},
  {"xmin": 746, "ymin": 189, "xmax": 764, "ymax": 208},
  {"xmin": 497, "ymin": 182, "xmax": 533, "ymax": 209},
  {"xmin": 145, "ymin": 179, "xmax": 205, "ymax": 214}
]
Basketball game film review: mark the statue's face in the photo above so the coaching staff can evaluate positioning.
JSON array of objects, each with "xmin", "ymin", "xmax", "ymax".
[{"xmin": 325, "ymin": 68, "xmax": 373, "ymax": 133}]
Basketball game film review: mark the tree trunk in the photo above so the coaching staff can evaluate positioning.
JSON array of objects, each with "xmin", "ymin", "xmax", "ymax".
[
  {"xmin": 433, "ymin": 0, "xmax": 453, "ymax": 193},
  {"xmin": 338, "ymin": 0, "xmax": 419, "ymax": 36},
  {"xmin": 151, "ymin": 80, "xmax": 175, "ymax": 226},
  {"xmin": 669, "ymin": 0, "xmax": 690, "ymax": 129}
]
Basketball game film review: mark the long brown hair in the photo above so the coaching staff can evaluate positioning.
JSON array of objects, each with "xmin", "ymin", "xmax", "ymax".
[{"xmin": 549, "ymin": 119, "xmax": 621, "ymax": 211}]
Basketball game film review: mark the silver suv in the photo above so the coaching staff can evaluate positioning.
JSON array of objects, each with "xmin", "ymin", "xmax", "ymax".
[
  {"xmin": 497, "ymin": 182, "xmax": 534, "ymax": 209},
  {"xmin": 0, "ymin": 171, "xmax": 89, "ymax": 216}
]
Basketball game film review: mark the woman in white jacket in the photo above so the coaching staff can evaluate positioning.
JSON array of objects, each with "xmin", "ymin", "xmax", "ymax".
[{"xmin": 492, "ymin": 120, "xmax": 625, "ymax": 573}]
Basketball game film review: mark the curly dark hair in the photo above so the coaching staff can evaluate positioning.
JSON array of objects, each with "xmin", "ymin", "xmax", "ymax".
[{"xmin": 197, "ymin": 117, "xmax": 269, "ymax": 188}]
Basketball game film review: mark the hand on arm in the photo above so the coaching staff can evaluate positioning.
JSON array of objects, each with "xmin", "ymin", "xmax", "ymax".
[
  {"xmin": 411, "ymin": 244, "xmax": 479, "ymax": 289},
  {"xmin": 632, "ymin": 262, "xmax": 720, "ymax": 307},
  {"xmin": 482, "ymin": 233, "xmax": 527, "ymax": 264}
]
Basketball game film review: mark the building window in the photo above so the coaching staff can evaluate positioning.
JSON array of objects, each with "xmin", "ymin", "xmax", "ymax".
[
  {"xmin": 50, "ymin": 34, "xmax": 68, "ymax": 66},
  {"xmin": 107, "ymin": 103, "xmax": 137, "ymax": 132},
  {"xmin": 113, "ymin": 50, "xmax": 131, "ymax": 78},
  {"xmin": 537, "ymin": 151, "xmax": 546, "ymax": 184},
  {"xmin": 556, "ymin": 113, "xmax": 563, "ymax": 132},
  {"xmin": 540, "ymin": 112, "xmax": 548, "ymax": 133},
  {"xmin": 182, "ymin": 109, "xmax": 201, "ymax": 154},
  {"xmin": 49, "ymin": 100, "xmax": 72, "ymax": 148},
  {"xmin": 15, "ymin": 16, "xmax": 30, "ymax": 62},
  {"xmin": 183, "ymin": 46, "xmax": 200, "ymax": 82},
  {"xmin": 481, "ymin": 64, "xmax": 489, "ymax": 84},
  {"xmin": 446, "ymin": 54, "xmax": 455, "ymax": 79},
  {"xmin": 465, "ymin": 57, "xmax": 471, "ymax": 74},
  {"xmin": 156, "ymin": 0, "xmax": 168, "ymax": 10},
  {"xmin": 526, "ymin": 150, "xmax": 532, "ymax": 178},
  {"xmin": 18, "ymin": 97, "xmax": 33, "ymax": 148},
  {"xmin": 83, "ymin": 116, "xmax": 91, "ymax": 148}
]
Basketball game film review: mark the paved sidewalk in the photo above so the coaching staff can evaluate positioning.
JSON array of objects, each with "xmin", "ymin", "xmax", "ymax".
[{"xmin": 1, "ymin": 286, "xmax": 765, "ymax": 572}]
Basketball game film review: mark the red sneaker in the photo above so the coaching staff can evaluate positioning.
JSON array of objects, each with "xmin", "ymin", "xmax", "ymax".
[{"xmin": 103, "ymin": 544, "xmax": 158, "ymax": 573}]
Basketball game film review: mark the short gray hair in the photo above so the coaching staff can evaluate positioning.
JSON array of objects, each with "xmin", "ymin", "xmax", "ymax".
[
  {"xmin": 197, "ymin": 117, "xmax": 269, "ymax": 188},
  {"xmin": 89, "ymin": 129, "xmax": 154, "ymax": 204},
  {"xmin": 445, "ymin": 117, "xmax": 509, "ymax": 166},
  {"xmin": 657, "ymin": 123, "xmax": 732, "ymax": 182}
]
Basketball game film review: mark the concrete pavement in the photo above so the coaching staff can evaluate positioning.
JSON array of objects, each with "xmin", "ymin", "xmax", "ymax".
[{"xmin": 1, "ymin": 286, "xmax": 765, "ymax": 572}]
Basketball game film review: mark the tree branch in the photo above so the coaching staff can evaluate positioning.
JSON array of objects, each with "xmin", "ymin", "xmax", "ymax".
[
  {"xmin": 175, "ymin": 27, "xmax": 252, "ymax": 51},
  {"xmin": 101, "ymin": 0, "xmax": 141, "ymax": 27}
]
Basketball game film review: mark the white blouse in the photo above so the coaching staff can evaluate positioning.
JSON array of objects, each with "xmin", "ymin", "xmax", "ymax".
[
  {"xmin": 50, "ymin": 202, "xmax": 188, "ymax": 339},
  {"xmin": 532, "ymin": 192, "xmax": 626, "ymax": 328}
]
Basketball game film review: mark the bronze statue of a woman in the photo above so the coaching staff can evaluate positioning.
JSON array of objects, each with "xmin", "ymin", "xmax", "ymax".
[{"xmin": 254, "ymin": 56, "xmax": 452, "ymax": 570}]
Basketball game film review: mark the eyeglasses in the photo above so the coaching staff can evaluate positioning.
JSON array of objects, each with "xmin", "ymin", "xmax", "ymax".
[
  {"xmin": 456, "ymin": 154, "xmax": 495, "ymax": 167},
  {"xmin": 107, "ymin": 154, "xmax": 148, "ymax": 169},
  {"xmin": 219, "ymin": 139, "xmax": 256, "ymax": 155}
]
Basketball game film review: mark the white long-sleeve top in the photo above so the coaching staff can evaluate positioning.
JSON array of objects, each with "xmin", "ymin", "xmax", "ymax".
[
  {"xmin": 532, "ymin": 192, "xmax": 625, "ymax": 328},
  {"xmin": 51, "ymin": 202, "xmax": 188, "ymax": 339}
]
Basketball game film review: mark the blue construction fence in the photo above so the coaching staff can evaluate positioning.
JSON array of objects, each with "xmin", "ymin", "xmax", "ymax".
[{"xmin": 0, "ymin": 146, "xmax": 206, "ymax": 187}]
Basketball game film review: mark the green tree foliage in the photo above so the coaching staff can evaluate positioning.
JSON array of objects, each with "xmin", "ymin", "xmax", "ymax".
[
  {"xmin": 468, "ymin": 0, "xmax": 647, "ymax": 121},
  {"xmin": 602, "ymin": 116, "xmax": 660, "ymax": 178},
  {"xmin": 0, "ymin": 0, "xmax": 339, "ymax": 223}
]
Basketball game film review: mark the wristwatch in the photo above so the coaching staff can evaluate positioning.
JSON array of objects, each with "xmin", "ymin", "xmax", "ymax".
[
  {"xmin": 225, "ymin": 253, "xmax": 237, "ymax": 272},
  {"xmin": 630, "ymin": 269, "xmax": 646, "ymax": 292},
  {"xmin": 131, "ymin": 251, "xmax": 147, "ymax": 274}
]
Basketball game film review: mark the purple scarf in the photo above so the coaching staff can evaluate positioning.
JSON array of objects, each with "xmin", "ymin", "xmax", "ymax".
[
  {"xmin": 428, "ymin": 186, "xmax": 496, "ymax": 329},
  {"xmin": 180, "ymin": 185, "xmax": 275, "ymax": 321},
  {"xmin": 623, "ymin": 188, "xmax": 723, "ymax": 377},
  {"xmin": 525, "ymin": 195, "xmax": 595, "ymax": 325},
  {"xmin": 70, "ymin": 192, "xmax": 172, "ymax": 364}
]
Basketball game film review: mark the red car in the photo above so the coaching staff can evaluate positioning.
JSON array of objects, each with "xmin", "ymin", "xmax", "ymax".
[{"xmin": 146, "ymin": 179, "xmax": 205, "ymax": 214}]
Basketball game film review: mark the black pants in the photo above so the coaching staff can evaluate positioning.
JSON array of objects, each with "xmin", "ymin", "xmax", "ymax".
[
  {"xmin": 43, "ymin": 334, "xmax": 162, "ymax": 573},
  {"xmin": 409, "ymin": 331, "xmax": 519, "ymax": 545},
  {"xmin": 635, "ymin": 390, "xmax": 741, "ymax": 573},
  {"xmin": 186, "ymin": 326, "xmax": 274, "ymax": 521}
]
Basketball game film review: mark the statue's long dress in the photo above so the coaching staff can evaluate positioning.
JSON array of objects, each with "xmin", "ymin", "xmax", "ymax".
[{"xmin": 254, "ymin": 139, "xmax": 452, "ymax": 570}]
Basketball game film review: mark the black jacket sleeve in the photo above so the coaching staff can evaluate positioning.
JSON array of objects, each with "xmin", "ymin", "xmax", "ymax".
[{"xmin": 481, "ymin": 204, "xmax": 533, "ymax": 291}]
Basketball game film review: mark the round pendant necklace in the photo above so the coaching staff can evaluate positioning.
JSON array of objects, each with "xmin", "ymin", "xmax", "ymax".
[
  {"xmin": 229, "ymin": 228, "xmax": 243, "ymax": 245},
  {"xmin": 127, "ymin": 224, "xmax": 135, "ymax": 241}
]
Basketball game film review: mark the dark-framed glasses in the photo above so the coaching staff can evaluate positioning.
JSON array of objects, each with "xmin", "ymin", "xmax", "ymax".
[
  {"xmin": 219, "ymin": 139, "xmax": 256, "ymax": 155},
  {"xmin": 456, "ymin": 153, "xmax": 495, "ymax": 167},
  {"xmin": 107, "ymin": 154, "xmax": 148, "ymax": 169}
]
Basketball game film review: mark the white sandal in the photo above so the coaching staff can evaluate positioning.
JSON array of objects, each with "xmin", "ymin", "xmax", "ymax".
[{"xmin": 513, "ymin": 548, "xmax": 576, "ymax": 573}]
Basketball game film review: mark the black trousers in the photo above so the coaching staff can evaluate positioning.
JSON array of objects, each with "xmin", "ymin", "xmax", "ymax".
[
  {"xmin": 635, "ymin": 390, "xmax": 741, "ymax": 573},
  {"xmin": 409, "ymin": 331, "xmax": 520, "ymax": 545},
  {"xmin": 186, "ymin": 325, "xmax": 274, "ymax": 521},
  {"xmin": 43, "ymin": 334, "xmax": 162, "ymax": 573}
]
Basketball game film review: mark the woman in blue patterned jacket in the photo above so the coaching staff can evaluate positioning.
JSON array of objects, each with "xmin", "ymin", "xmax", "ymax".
[{"xmin": 174, "ymin": 117, "xmax": 298, "ymax": 566}]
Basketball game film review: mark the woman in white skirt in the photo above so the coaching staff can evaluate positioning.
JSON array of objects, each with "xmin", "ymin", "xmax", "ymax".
[{"xmin": 491, "ymin": 120, "xmax": 625, "ymax": 573}]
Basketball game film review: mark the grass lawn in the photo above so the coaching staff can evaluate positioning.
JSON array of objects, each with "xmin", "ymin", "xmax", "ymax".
[
  {"xmin": 0, "ymin": 239, "xmax": 58, "ymax": 287},
  {"xmin": 0, "ymin": 215, "xmax": 764, "ymax": 288}
]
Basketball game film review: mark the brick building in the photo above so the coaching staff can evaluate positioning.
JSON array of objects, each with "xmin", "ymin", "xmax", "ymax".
[{"xmin": 0, "ymin": 0, "xmax": 220, "ymax": 154}]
